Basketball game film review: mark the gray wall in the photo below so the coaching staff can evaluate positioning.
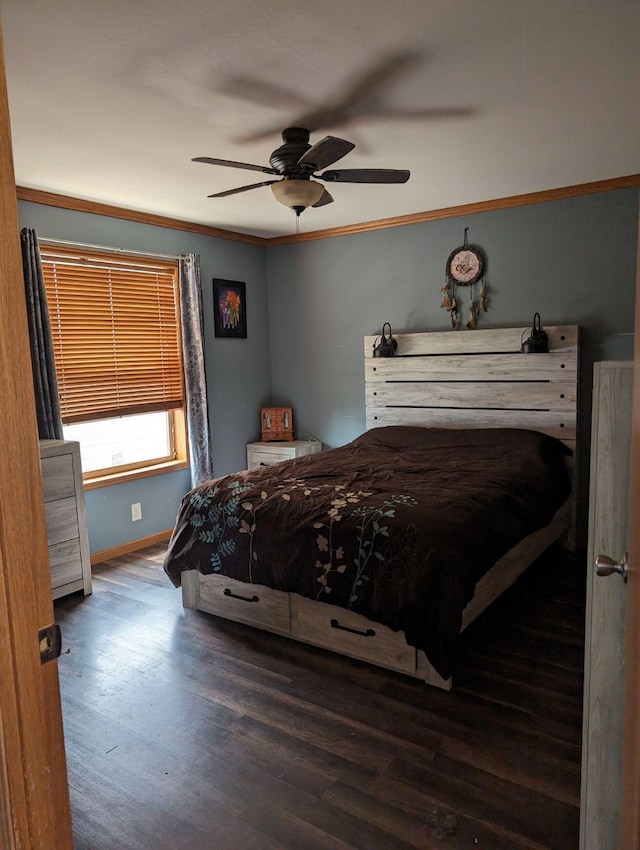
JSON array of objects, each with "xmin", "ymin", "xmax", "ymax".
[
  {"xmin": 19, "ymin": 187, "xmax": 639, "ymax": 556},
  {"xmin": 18, "ymin": 201, "xmax": 271, "ymax": 553},
  {"xmin": 266, "ymin": 188, "xmax": 639, "ymax": 552}
]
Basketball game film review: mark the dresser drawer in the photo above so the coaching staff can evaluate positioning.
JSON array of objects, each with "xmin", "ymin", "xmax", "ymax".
[
  {"xmin": 198, "ymin": 573, "xmax": 291, "ymax": 635},
  {"xmin": 290, "ymin": 595, "xmax": 416, "ymax": 675},
  {"xmin": 48, "ymin": 538, "xmax": 83, "ymax": 588},
  {"xmin": 44, "ymin": 496, "xmax": 79, "ymax": 545},
  {"xmin": 41, "ymin": 453, "xmax": 75, "ymax": 502}
]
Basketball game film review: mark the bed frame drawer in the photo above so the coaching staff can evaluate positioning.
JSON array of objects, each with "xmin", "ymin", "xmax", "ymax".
[
  {"xmin": 290, "ymin": 595, "xmax": 416, "ymax": 675},
  {"xmin": 197, "ymin": 574, "xmax": 291, "ymax": 636}
]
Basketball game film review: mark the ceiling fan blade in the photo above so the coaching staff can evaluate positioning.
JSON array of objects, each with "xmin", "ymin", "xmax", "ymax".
[
  {"xmin": 297, "ymin": 136, "xmax": 355, "ymax": 171},
  {"xmin": 193, "ymin": 156, "xmax": 277, "ymax": 175},
  {"xmin": 312, "ymin": 189, "xmax": 334, "ymax": 208},
  {"xmin": 320, "ymin": 169, "xmax": 410, "ymax": 184},
  {"xmin": 207, "ymin": 180, "xmax": 278, "ymax": 198}
]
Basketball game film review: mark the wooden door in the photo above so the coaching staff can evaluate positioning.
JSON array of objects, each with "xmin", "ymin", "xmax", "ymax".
[
  {"xmin": 0, "ymin": 17, "xmax": 74, "ymax": 850},
  {"xmin": 580, "ymin": 362, "xmax": 633, "ymax": 849},
  {"xmin": 619, "ymin": 198, "xmax": 640, "ymax": 849},
  {"xmin": 581, "ymin": 200, "xmax": 640, "ymax": 850}
]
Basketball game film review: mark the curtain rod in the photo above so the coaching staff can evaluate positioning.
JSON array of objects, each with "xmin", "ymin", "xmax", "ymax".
[{"xmin": 39, "ymin": 237, "xmax": 187, "ymax": 262}]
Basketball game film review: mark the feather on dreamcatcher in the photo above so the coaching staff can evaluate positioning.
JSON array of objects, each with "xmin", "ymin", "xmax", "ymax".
[{"xmin": 441, "ymin": 228, "xmax": 488, "ymax": 329}]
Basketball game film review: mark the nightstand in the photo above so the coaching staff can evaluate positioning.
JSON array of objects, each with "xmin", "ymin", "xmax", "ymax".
[{"xmin": 246, "ymin": 439, "xmax": 322, "ymax": 470}]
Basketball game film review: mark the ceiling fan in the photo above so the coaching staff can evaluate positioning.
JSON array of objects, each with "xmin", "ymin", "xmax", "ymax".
[{"xmin": 192, "ymin": 126, "xmax": 410, "ymax": 216}]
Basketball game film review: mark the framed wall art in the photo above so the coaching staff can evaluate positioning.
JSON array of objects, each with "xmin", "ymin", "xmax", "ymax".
[{"xmin": 213, "ymin": 278, "xmax": 247, "ymax": 338}]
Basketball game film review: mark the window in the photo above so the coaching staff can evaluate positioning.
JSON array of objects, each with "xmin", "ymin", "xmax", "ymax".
[{"xmin": 40, "ymin": 244, "xmax": 188, "ymax": 486}]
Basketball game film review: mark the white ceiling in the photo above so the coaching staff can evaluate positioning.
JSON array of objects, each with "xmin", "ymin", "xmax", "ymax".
[{"xmin": 2, "ymin": 0, "xmax": 639, "ymax": 239}]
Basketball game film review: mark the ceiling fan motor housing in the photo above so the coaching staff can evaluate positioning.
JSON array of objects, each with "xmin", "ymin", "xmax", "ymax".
[{"xmin": 269, "ymin": 127, "xmax": 314, "ymax": 178}]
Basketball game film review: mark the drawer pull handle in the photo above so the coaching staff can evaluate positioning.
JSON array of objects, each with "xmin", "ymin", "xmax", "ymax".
[
  {"xmin": 330, "ymin": 618, "xmax": 375, "ymax": 637},
  {"xmin": 223, "ymin": 588, "xmax": 260, "ymax": 603}
]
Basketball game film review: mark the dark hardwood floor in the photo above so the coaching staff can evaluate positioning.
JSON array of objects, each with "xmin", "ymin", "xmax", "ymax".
[{"xmin": 54, "ymin": 544, "xmax": 585, "ymax": 850}]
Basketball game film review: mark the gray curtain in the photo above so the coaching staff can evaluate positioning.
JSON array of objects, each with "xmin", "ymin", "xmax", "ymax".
[
  {"xmin": 20, "ymin": 228, "xmax": 64, "ymax": 440},
  {"xmin": 179, "ymin": 254, "xmax": 214, "ymax": 487}
]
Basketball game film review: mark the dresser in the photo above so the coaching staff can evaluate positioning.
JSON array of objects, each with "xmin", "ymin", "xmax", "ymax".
[
  {"xmin": 39, "ymin": 439, "xmax": 92, "ymax": 599},
  {"xmin": 246, "ymin": 439, "xmax": 322, "ymax": 470}
]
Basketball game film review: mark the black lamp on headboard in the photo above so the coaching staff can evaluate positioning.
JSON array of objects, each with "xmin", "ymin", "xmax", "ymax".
[
  {"xmin": 521, "ymin": 313, "xmax": 549, "ymax": 353},
  {"xmin": 373, "ymin": 323, "xmax": 398, "ymax": 357}
]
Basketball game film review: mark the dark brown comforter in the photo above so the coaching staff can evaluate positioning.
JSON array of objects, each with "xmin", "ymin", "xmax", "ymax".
[{"xmin": 163, "ymin": 426, "xmax": 571, "ymax": 677}]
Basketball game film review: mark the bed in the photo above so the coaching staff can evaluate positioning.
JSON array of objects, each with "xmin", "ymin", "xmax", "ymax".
[{"xmin": 163, "ymin": 324, "xmax": 579, "ymax": 688}]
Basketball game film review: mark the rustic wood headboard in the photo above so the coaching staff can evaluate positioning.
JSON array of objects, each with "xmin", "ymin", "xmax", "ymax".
[{"xmin": 364, "ymin": 325, "xmax": 579, "ymax": 456}]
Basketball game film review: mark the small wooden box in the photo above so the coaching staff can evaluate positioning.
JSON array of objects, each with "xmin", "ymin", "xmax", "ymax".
[{"xmin": 261, "ymin": 407, "xmax": 293, "ymax": 441}]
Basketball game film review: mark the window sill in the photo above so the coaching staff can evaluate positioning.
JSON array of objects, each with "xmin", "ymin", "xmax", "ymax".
[{"xmin": 83, "ymin": 458, "xmax": 190, "ymax": 490}]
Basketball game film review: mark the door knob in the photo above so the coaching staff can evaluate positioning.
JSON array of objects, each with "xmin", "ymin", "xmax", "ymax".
[{"xmin": 595, "ymin": 553, "xmax": 628, "ymax": 582}]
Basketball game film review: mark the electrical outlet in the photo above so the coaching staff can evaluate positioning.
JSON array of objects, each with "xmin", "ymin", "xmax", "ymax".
[{"xmin": 131, "ymin": 502, "xmax": 142, "ymax": 522}]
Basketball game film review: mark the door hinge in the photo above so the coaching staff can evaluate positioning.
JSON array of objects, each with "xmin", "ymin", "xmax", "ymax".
[{"xmin": 38, "ymin": 623, "xmax": 62, "ymax": 664}]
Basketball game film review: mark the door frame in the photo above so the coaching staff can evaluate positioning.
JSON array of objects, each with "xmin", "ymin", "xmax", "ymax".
[{"xmin": 0, "ymin": 17, "xmax": 74, "ymax": 849}]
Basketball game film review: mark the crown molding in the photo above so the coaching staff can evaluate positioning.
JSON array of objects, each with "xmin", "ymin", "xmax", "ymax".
[
  {"xmin": 17, "ymin": 174, "xmax": 640, "ymax": 248},
  {"xmin": 265, "ymin": 174, "xmax": 640, "ymax": 245},
  {"xmin": 16, "ymin": 187, "xmax": 265, "ymax": 246}
]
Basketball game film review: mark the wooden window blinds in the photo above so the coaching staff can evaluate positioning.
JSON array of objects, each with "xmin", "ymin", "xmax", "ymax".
[{"xmin": 40, "ymin": 245, "xmax": 184, "ymax": 424}]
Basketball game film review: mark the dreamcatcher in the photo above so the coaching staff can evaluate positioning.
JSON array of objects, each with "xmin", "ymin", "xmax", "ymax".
[{"xmin": 440, "ymin": 228, "xmax": 488, "ymax": 329}]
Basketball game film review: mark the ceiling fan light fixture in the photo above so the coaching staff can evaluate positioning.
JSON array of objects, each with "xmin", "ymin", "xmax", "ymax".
[{"xmin": 271, "ymin": 178, "xmax": 324, "ymax": 215}]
